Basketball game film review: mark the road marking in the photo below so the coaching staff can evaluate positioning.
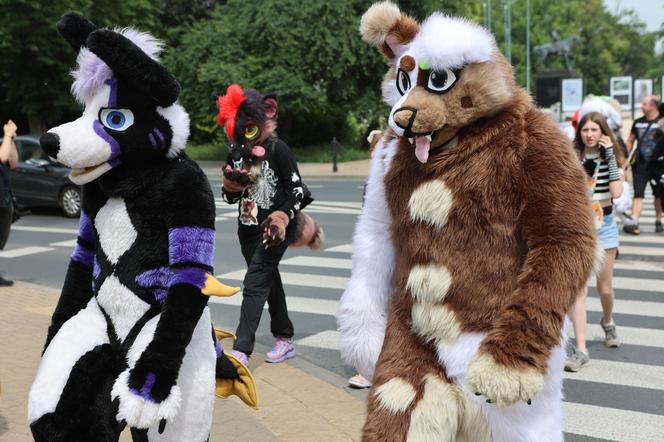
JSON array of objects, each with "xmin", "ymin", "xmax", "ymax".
[
  {"xmin": 618, "ymin": 235, "xmax": 664, "ymax": 244},
  {"xmin": 211, "ymin": 293, "xmax": 664, "ymax": 348},
  {"xmin": 0, "ymin": 246, "xmax": 56, "ymax": 258},
  {"xmin": 325, "ymin": 244, "xmax": 353, "ymax": 253},
  {"xmin": 217, "ymin": 270, "xmax": 348, "ymax": 290},
  {"xmin": 586, "ymin": 297, "xmax": 664, "ymax": 318},
  {"xmin": 614, "ymin": 260, "xmax": 664, "ymax": 272},
  {"xmin": 589, "ymin": 275, "xmax": 664, "ymax": 293},
  {"xmin": 49, "ymin": 240, "xmax": 77, "ymax": 247},
  {"xmin": 582, "ymin": 324, "xmax": 664, "ymax": 348},
  {"xmin": 563, "ymin": 402, "xmax": 664, "ymax": 442},
  {"xmin": 12, "ymin": 226, "xmax": 78, "ymax": 234},
  {"xmin": 618, "ymin": 245, "xmax": 664, "ymax": 256},
  {"xmin": 208, "ymin": 292, "xmax": 339, "ymax": 316},
  {"xmin": 295, "ymin": 330, "xmax": 341, "ymax": 350},
  {"xmin": 563, "ymin": 359, "xmax": 664, "ymax": 391},
  {"xmin": 281, "ymin": 256, "xmax": 352, "ymax": 270}
]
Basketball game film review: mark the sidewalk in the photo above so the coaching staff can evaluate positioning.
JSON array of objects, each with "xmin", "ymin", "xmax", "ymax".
[
  {"xmin": 197, "ymin": 160, "xmax": 371, "ymax": 180},
  {"xmin": 0, "ymin": 282, "xmax": 367, "ymax": 442}
]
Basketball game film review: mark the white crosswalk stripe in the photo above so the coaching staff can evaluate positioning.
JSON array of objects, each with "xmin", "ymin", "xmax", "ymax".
[{"xmin": 213, "ymin": 199, "xmax": 664, "ymax": 441}]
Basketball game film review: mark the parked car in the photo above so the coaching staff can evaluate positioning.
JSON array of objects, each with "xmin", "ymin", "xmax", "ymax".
[{"xmin": 7, "ymin": 135, "xmax": 81, "ymax": 218}]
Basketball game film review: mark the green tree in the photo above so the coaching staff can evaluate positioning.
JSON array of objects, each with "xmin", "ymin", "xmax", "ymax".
[
  {"xmin": 164, "ymin": 0, "xmax": 387, "ymax": 146},
  {"xmin": 0, "ymin": 0, "xmax": 163, "ymax": 131}
]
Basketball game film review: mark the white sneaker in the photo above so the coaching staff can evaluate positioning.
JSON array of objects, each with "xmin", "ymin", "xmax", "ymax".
[{"xmin": 348, "ymin": 374, "xmax": 372, "ymax": 389}]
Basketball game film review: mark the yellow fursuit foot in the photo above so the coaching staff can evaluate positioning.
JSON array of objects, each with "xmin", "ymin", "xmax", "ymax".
[
  {"xmin": 214, "ymin": 327, "xmax": 236, "ymax": 342},
  {"xmin": 202, "ymin": 274, "xmax": 240, "ymax": 297},
  {"xmin": 215, "ymin": 352, "xmax": 259, "ymax": 409}
]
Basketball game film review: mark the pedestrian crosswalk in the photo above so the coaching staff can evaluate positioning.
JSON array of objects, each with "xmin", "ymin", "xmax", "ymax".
[
  {"xmin": 211, "ymin": 204, "xmax": 664, "ymax": 442},
  {"xmin": 214, "ymin": 198, "xmax": 362, "ymax": 221},
  {"xmin": 0, "ymin": 200, "xmax": 363, "ymax": 259}
]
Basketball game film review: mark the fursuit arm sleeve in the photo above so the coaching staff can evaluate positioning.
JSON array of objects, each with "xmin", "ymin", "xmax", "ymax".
[
  {"xmin": 127, "ymin": 168, "xmax": 216, "ymax": 402},
  {"xmin": 336, "ymin": 136, "xmax": 397, "ymax": 381},
  {"xmin": 273, "ymin": 140, "xmax": 306, "ymax": 219},
  {"xmin": 43, "ymin": 209, "xmax": 95, "ymax": 351},
  {"xmin": 478, "ymin": 116, "xmax": 599, "ymax": 372}
]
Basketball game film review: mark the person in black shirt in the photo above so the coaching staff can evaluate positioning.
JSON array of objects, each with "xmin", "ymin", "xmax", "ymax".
[
  {"xmin": 625, "ymin": 96, "xmax": 662, "ymax": 234},
  {"xmin": 217, "ymin": 85, "xmax": 323, "ymax": 365},
  {"xmin": 0, "ymin": 120, "xmax": 18, "ymax": 286}
]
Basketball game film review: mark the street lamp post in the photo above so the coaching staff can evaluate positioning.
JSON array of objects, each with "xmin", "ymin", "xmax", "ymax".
[
  {"xmin": 526, "ymin": 0, "xmax": 531, "ymax": 93},
  {"xmin": 504, "ymin": 0, "xmax": 512, "ymax": 64}
]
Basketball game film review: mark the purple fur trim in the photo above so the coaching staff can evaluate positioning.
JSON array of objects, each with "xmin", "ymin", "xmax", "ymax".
[
  {"xmin": 130, "ymin": 372, "xmax": 157, "ymax": 402},
  {"xmin": 154, "ymin": 288, "xmax": 168, "ymax": 303},
  {"xmin": 93, "ymin": 120, "xmax": 121, "ymax": 161},
  {"xmin": 79, "ymin": 212, "xmax": 95, "ymax": 243},
  {"xmin": 136, "ymin": 266, "xmax": 171, "ymax": 288},
  {"xmin": 168, "ymin": 227, "xmax": 215, "ymax": 267},
  {"xmin": 148, "ymin": 133, "xmax": 158, "ymax": 149},
  {"xmin": 170, "ymin": 267, "xmax": 207, "ymax": 289},
  {"xmin": 154, "ymin": 128, "xmax": 165, "ymax": 148},
  {"xmin": 214, "ymin": 335, "xmax": 222, "ymax": 357},
  {"xmin": 71, "ymin": 29, "xmax": 164, "ymax": 105},
  {"xmin": 93, "ymin": 256, "xmax": 101, "ymax": 279},
  {"xmin": 71, "ymin": 244, "xmax": 94, "ymax": 267},
  {"xmin": 105, "ymin": 78, "xmax": 118, "ymax": 107}
]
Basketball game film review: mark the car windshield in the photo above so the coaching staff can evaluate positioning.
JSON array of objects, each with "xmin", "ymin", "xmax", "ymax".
[{"xmin": 17, "ymin": 138, "xmax": 51, "ymax": 165}]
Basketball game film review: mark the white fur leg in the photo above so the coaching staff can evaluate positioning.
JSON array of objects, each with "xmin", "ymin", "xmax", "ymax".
[
  {"xmin": 112, "ymin": 309, "xmax": 215, "ymax": 440},
  {"xmin": 147, "ymin": 308, "xmax": 216, "ymax": 442},
  {"xmin": 337, "ymin": 297, "xmax": 387, "ymax": 381},
  {"xmin": 336, "ymin": 137, "xmax": 397, "ymax": 381},
  {"xmin": 28, "ymin": 298, "xmax": 109, "ymax": 423}
]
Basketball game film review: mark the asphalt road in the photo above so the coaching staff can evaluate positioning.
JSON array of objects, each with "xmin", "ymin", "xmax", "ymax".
[{"xmin": 3, "ymin": 176, "xmax": 663, "ymax": 442}]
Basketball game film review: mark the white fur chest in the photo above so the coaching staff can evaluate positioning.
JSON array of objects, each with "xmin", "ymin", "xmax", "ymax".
[
  {"xmin": 95, "ymin": 198, "xmax": 137, "ymax": 264},
  {"xmin": 94, "ymin": 198, "xmax": 148, "ymax": 341}
]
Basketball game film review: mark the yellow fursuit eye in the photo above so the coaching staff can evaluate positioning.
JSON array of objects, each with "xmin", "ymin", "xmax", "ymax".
[{"xmin": 245, "ymin": 125, "xmax": 260, "ymax": 140}]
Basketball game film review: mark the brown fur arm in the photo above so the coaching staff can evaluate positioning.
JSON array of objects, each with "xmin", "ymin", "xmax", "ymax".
[{"xmin": 480, "ymin": 113, "xmax": 598, "ymax": 372}]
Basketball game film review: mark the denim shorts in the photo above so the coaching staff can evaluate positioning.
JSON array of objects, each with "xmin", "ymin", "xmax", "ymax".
[{"xmin": 598, "ymin": 212, "xmax": 619, "ymax": 250}]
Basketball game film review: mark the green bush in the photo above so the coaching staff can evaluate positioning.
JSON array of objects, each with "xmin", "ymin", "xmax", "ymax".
[{"xmin": 163, "ymin": 0, "xmax": 387, "ymax": 147}]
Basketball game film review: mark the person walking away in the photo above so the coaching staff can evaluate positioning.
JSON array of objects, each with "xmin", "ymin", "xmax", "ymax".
[
  {"xmin": 566, "ymin": 112, "xmax": 624, "ymax": 372},
  {"xmin": 624, "ymin": 96, "xmax": 662, "ymax": 234},
  {"xmin": 0, "ymin": 120, "xmax": 19, "ymax": 286}
]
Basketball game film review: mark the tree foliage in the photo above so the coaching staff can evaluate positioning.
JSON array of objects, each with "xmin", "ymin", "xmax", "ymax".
[{"xmin": 0, "ymin": 0, "xmax": 660, "ymax": 145}]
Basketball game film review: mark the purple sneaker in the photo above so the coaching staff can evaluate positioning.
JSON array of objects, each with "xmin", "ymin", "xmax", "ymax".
[
  {"xmin": 231, "ymin": 349, "xmax": 249, "ymax": 366},
  {"xmin": 265, "ymin": 337, "xmax": 295, "ymax": 363}
]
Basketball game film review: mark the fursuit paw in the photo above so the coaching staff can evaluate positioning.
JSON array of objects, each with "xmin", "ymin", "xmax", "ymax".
[
  {"xmin": 466, "ymin": 352, "xmax": 544, "ymax": 407},
  {"xmin": 215, "ymin": 352, "xmax": 259, "ymax": 409},
  {"xmin": 111, "ymin": 370, "xmax": 182, "ymax": 429}
]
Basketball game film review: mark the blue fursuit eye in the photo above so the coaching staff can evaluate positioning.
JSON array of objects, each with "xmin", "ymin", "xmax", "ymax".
[{"xmin": 99, "ymin": 108, "xmax": 134, "ymax": 131}]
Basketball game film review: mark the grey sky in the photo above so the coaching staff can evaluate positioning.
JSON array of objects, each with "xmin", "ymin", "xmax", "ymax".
[{"xmin": 604, "ymin": 0, "xmax": 664, "ymax": 32}]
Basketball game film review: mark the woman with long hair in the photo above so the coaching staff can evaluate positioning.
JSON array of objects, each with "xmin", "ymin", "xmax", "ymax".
[{"xmin": 566, "ymin": 112, "xmax": 624, "ymax": 371}]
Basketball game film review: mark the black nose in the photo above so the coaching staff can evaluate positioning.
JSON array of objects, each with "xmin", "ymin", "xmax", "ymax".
[
  {"xmin": 393, "ymin": 106, "xmax": 418, "ymax": 136},
  {"xmin": 40, "ymin": 132, "xmax": 60, "ymax": 159}
]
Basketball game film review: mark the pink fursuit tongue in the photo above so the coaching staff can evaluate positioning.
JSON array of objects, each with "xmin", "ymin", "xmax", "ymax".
[
  {"xmin": 415, "ymin": 136, "xmax": 431, "ymax": 163},
  {"xmin": 252, "ymin": 145, "xmax": 265, "ymax": 157}
]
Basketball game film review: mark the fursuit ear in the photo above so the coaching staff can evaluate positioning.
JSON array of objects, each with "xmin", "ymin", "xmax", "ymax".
[
  {"xmin": 360, "ymin": 1, "xmax": 419, "ymax": 60},
  {"xmin": 86, "ymin": 29, "xmax": 180, "ymax": 107},
  {"xmin": 263, "ymin": 93, "xmax": 278, "ymax": 119},
  {"xmin": 57, "ymin": 13, "xmax": 98, "ymax": 52}
]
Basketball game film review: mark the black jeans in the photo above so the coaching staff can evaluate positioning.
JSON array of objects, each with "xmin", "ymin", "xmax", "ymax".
[{"xmin": 233, "ymin": 231, "xmax": 294, "ymax": 355}]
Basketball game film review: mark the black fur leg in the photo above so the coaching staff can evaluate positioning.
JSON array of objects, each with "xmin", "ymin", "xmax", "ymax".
[{"xmin": 30, "ymin": 344, "xmax": 120, "ymax": 442}]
